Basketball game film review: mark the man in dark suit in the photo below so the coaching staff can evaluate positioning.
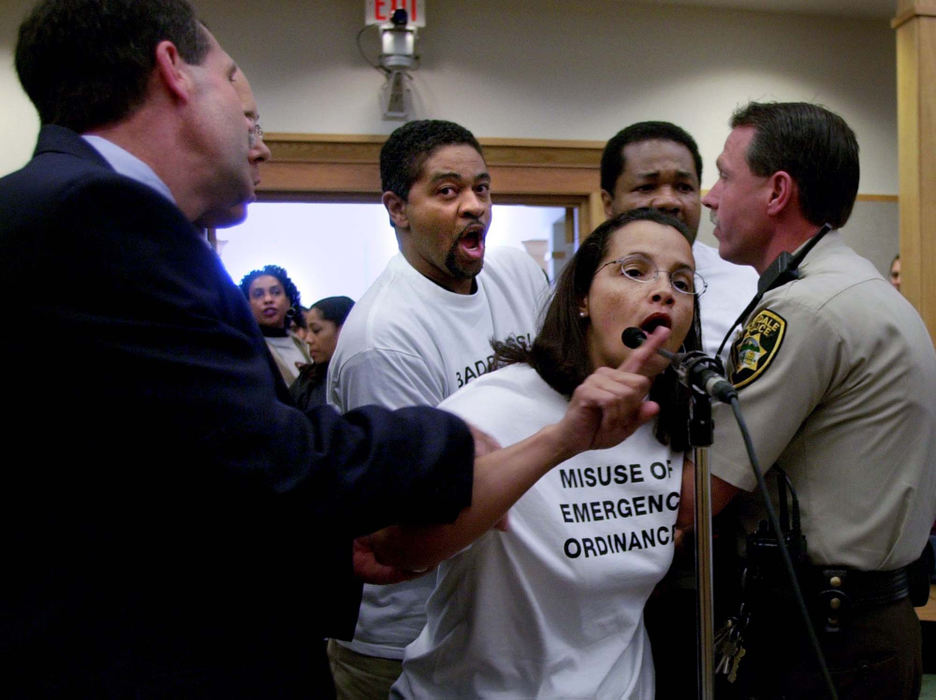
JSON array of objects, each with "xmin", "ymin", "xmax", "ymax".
[
  {"xmin": 1, "ymin": 1, "xmax": 668, "ymax": 696},
  {"xmin": 1, "ymin": 0, "xmax": 478, "ymax": 696}
]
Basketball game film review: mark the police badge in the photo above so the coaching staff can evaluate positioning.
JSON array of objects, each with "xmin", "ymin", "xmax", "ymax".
[{"xmin": 730, "ymin": 310, "xmax": 787, "ymax": 388}]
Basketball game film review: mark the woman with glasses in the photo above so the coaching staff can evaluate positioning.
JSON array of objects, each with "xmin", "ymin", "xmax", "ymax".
[{"xmin": 390, "ymin": 208, "xmax": 704, "ymax": 699}]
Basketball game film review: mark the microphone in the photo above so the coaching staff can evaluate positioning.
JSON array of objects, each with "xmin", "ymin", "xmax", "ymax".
[{"xmin": 621, "ymin": 327, "xmax": 738, "ymax": 404}]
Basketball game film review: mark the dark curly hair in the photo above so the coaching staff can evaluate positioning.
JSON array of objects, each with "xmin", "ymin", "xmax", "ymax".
[
  {"xmin": 238, "ymin": 265, "xmax": 302, "ymax": 330},
  {"xmin": 493, "ymin": 208, "xmax": 701, "ymax": 450}
]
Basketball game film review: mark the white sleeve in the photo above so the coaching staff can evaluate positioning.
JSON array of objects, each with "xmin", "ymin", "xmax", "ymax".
[{"xmin": 330, "ymin": 347, "xmax": 445, "ymax": 411}]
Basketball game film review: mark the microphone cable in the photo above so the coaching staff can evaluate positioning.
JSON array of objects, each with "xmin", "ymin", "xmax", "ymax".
[{"xmin": 727, "ymin": 396, "xmax": 838, "ymax": 700}]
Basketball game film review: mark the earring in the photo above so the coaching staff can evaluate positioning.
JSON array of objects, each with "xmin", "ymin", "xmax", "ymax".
[{"xmin": 579, "ymin": 310, "xmax": 588, "ymax": 318}]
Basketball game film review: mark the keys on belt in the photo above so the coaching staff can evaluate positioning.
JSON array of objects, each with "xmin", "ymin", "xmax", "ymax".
[{"xmin": 715, "ymin": 604, "xmax": 750, "ymax": 684}]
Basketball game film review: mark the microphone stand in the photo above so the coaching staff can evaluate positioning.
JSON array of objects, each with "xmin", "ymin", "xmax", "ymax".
[
  {"xmin": 620, "ymin": 328, "xmax": 730, "ymax": 699},
  {"xmin": 688, "ymin": 378, "xmax": 715, "ymax": 700}
]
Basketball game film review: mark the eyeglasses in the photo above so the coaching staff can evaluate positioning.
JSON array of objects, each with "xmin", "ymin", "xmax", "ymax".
[
  {"xmin": 247, "ymin": 121, "xmax": 264, "ymax": 148},
  {"xmin": 596, "ymin": 253, "xmax": 707, "ymax": 297}
]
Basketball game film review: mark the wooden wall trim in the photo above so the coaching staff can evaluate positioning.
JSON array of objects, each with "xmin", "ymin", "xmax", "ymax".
[
  {"xmin": 259, "ymin": 133, "xmax": 895, "ymax": 202},
  {"xmin": 260, "ymin": 134, "xmax": 604, "ymax": 202},
  {"xmin": 265, "ymin": 134, "xmax": 604, "ymax": 163},
  {"xmin": 257, "ymin": 132, "xmax": 894, "ymax": 253},
  {"xmin": 892, "ymin": 1, "xmax": 936, "ymax": 29}
]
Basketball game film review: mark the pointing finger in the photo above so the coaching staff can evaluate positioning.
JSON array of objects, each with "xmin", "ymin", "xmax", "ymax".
[{"xmin": 619, "ymin": 325, "xmax": 670, "ymax": 377}]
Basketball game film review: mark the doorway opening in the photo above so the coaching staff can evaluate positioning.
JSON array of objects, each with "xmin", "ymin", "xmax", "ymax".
[{"xmin": 217, "ymin": 201, "xmax": 574, "ymax": 303}]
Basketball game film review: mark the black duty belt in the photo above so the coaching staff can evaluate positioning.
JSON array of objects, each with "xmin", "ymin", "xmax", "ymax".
[
  {"xmin": 809, "ymin": 565, "xmax": 909, "ymax": 632},
  {"xmin": 740, "ymin": 467, "xmax": 927, "ymax": 636},
  {"xmin": 811, "ymin": 565, "xmax": 909, "ymax": 608}
]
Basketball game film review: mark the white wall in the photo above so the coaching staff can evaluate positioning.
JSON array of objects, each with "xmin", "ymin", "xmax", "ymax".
[
  {"xmin": 0, "ymin": 1, "xmax": 899, "ymax": 272},
  {"xmin": 201, "ymin": 0, "xmax": 897, "ymax": 195},
  {"xmin": 2, "ymin": 1, "xmax": 896, "ymax": 194},
  {"xmin": 1, "ymin": 0, "xmax": 41, "ymax": 178}
]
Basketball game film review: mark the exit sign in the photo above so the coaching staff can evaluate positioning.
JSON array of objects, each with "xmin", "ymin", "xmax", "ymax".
[{"xmin": 365, "ymin": 0, "xmax": 425, "ymax": 27}]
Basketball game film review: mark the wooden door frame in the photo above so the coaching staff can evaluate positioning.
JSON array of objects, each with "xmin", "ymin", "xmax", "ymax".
[{"xmin": 254, "ymin": 133, "xmax": 607, "ymax": 245}]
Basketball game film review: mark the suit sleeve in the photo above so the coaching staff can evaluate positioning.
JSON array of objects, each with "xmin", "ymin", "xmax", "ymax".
[
  {"xmin": 13, "ymin": 174, "xmax": 473, "ymax": 536},
  {"xmin": 0, "ymin": 138, "xmax": 478, "ymax": 659}
]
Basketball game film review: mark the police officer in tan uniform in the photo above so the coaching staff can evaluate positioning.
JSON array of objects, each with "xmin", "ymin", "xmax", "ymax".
[{"xmin": 702, "ymin": 101, "xmax": 936, "ymax": 698}]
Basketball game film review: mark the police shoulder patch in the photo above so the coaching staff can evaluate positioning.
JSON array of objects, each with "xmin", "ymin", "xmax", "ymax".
[{"xmin": 730, "ymin": 309, "xmax": 787, "ymax": 388}]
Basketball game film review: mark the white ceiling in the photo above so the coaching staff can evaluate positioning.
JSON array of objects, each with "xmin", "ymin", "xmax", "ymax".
[{"xmin": 626, "ymin": 0, "xmax": 895, "ymax": 20}]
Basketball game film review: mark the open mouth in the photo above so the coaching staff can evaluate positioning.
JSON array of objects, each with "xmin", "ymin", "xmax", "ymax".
[
  {"xmin": 457, "ymin": 226, "xmax": 485, "ymax": 260},
  {"xmin": 640, "ymin": 314, "xmax": 672, "ymax": 333}
]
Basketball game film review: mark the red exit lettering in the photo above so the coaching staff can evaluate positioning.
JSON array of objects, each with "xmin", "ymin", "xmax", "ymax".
[{"xmin": 374, "ymin": 0, "xmax": 419, "ymax": 23}]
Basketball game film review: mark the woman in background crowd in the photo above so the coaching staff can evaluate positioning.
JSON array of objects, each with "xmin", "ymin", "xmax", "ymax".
[
  {"xmin": 292, "ymin": 296, "xmax": 355, "ymax": 409},
  {"xmin": 239, "ymin": 265, "xmax": 310, "ymax": 386}
]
